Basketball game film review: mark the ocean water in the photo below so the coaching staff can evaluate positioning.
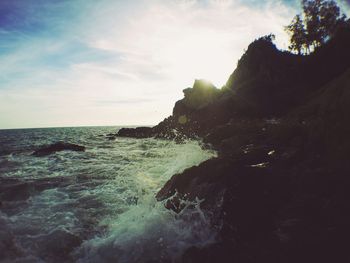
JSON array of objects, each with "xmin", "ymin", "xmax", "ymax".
[{"xmin": 0, "ymin": 126, "xmax": 217, "ymax": 263}]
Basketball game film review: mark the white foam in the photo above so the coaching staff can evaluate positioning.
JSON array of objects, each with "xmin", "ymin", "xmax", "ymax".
[
  {"xmin": 76, "ymin": 139, "xmax": 218, "ymax": 262},
  {"xmin": 77, "ymin": 195, "xmax": 218, "ymax": 263},
  {"xmin": 1, "ymin": 132, "xmax": 218, "ymax": 262}
]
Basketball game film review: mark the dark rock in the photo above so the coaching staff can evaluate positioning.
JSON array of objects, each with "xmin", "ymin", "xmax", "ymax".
[
  {"xmin": 173, "ymin": 79, "xmax": 220, "ymax": 116},
  {"xmin": 116, "ymin": 26, "xmax": 350, "ymax": 262},
  {"xmin": 117, "ymin": 27, "xmax": 350, "ymax": 144},
  {"xmin": 117, "ymin": 127, "xmax": 155, "ymax": 138},
  {"xmin": 32, "ymin": 141, "xmax": 85, "ymax": 156},
  {"xmin": 156, "ymin": 158, "xmax": 230, "ymax": 211},
  {"xmin": 226, "ymin": 27, "xmax": 350, "ymax": 116}
]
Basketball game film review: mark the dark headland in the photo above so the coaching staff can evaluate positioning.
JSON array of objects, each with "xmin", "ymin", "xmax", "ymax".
[{"xmin": 116, "ymin": 20, "xmax": 350, "ymax": 263}]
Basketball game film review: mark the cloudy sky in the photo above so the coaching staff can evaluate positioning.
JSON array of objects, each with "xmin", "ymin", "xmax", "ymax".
[{"xmin": 0, "ymin": 0, "xmax": 349, "ymax": 129}]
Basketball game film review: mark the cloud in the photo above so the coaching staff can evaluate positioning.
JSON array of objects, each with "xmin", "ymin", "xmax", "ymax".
[
  {"xmin": 0, "ymin": 0, "xmax": 296, "ymax": 128},
  {"xmin": 95, "ymin": 99, "xmax": 155, "ymax": 105}
]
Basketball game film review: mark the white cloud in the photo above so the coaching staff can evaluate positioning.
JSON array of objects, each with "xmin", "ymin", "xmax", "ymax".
[{"xmin": 0, "ymin": 0, "xmax": 296, "ymax": 128}]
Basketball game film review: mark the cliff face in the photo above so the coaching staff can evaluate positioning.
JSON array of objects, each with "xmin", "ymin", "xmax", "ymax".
[
  {"xmin": 173, "ymin": 79, "xmax": 220, "ymax": 116},
  {"xmin": 117, "ymin": 26, "xmax": 350, "ymax": 141},
  {"xmin": 290, "ymin": 68, "xmax": 350, "ymax": 163},
  {"xmin": 156, "ymin": 68, "xmax": 350, "ymax": 263},
  {"xmin": 226, "ymin": 28, "xmax": 350, "ymax": 116},
  {"xmin": 118, "ymin": 25, "xmax": 350, "ymax": 263}
]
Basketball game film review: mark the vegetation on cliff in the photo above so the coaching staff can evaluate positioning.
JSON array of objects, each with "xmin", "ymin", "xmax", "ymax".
[{"xmin": 285, "ymin": 0, "xmax": 346, "ymax": 54}]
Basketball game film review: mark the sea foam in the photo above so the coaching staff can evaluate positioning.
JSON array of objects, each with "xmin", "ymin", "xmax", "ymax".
[{"xmin": 0, "ymin": 127, "xmax": 217, "ymax": 262}]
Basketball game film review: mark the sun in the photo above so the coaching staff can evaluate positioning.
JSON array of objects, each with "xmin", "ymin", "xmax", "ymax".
[{"xmin": 153, "ymin": 29, "xmax": 239, "ymax": 88}]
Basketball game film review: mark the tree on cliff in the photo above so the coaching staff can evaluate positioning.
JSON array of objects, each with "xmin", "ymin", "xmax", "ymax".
[
  {"xmin": 286, "ymin": 15, "xmax": 307, "ymax": 54},
  {"xmin": 285, "ymin": 0, "xmax": 346, "ymax": 54}
]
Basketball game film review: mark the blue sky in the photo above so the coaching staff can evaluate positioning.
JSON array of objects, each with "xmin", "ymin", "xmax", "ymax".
[{"xmin": 0, "ymin": 0, "xmax": 349, "ymax": 129}]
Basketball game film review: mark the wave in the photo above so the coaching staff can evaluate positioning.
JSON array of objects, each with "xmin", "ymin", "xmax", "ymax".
[{"xmin": 0, "ymin": 127, "xmax": 217, "ymax": 262}]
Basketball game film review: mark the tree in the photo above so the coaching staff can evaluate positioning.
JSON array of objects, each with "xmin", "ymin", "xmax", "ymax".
[
  {"xmin": 285, "ymin": 0, "xmax": 346, "ymax": 54},
  {"xmin": 285, "ymin": 15, "xmax": 307, "ymax": 54},
  {"xmin": 261, "ymin": 34, "xmax": 276, "ymax": 42},
  {"xmin": 318, "ymin": 0, "xmax": 347, "ymax": 39},
  {"xmin": 302, "ymin": 0, "xmax": 344, "ymax": 47}
]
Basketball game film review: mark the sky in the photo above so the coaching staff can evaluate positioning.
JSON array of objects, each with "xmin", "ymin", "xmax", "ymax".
[{"xmin": 0, "ymin": 0, "xmax": 349, "ymax": 129}]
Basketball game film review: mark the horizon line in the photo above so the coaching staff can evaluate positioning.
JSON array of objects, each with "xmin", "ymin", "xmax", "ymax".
[{"xmin": 0, "ymin": 124, "xmax": 155, "ymax": 131}]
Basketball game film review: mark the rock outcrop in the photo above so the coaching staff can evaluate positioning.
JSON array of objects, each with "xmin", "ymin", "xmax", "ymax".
[
  {"xmin": 118, "ymin": 26, "xmax": 350, "ymax": 142},
  {"xmin": 32, "ymin": 142, "xmax": 85, "ymax": 156},
  {"xmin": 117, "ymin": 127, "xmax": 155, "ymax": 138},
  {"xmin": 119, "ymin": 24, "xmax": 350, "ymax": 263}
]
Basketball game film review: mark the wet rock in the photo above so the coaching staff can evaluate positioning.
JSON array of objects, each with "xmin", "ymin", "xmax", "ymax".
[
  {"xmin": 157, "ymin": 154, "xmax": 293, "ymax": 263},
  {"xmin": 156, "ymin": 158, "xmax": 229, "ymax": 208},
  {"xmin": 117, "ymin": 127, "xmax": 155, "ymax": 138},
  {"xmin": 32, "ymin": 141, "xmax": 85, "ymax": 156}
]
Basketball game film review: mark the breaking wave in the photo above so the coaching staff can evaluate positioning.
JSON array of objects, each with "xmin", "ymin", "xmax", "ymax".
[{"xmin": 0, "ymin": 127, "xmax": 217, "ymax": 262}]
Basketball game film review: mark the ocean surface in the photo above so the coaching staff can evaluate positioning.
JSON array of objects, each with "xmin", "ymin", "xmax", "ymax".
[{"xmin": 0, "ymin": 126, "xmax": 217, "ymax": 263}]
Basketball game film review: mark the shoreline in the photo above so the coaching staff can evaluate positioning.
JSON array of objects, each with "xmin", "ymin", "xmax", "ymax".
[{"xmin": 115, "ymin": 26, "xmax": 350, "ymax": 263}]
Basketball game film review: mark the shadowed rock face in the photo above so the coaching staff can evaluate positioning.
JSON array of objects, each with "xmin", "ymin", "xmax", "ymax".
[
  {"xmin": 173, "ymin": 79, "xmax": 220, "ymax": 116},
  {"xmin": 117, "ymin": 25, "xmax": 350, "ymax": 263},
  {"xmin": 32, "ymin": 142, "xmax": 85, "ymax": 157},
  {"xmin": 117, "ymin": 27, "xmax": 350, "ymax": 142}
]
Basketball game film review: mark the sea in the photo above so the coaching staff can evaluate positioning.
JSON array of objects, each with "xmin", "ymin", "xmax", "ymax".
[{"xmin": 0, "ymin": 126, "xmax": 217, "ymax": 263}]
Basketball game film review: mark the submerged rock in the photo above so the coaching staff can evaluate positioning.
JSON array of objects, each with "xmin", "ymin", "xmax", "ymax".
[{"xmin": 32, "ymin": 141, "xmax": 85, "ymax": 156}]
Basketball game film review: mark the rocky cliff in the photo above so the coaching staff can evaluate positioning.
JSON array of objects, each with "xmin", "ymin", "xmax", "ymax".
[{"xmin": 118, "ymin": 24, "xmax": 350, "ymax": 263}]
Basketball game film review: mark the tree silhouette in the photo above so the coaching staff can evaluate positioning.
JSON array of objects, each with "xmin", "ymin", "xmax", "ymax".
[
  {"xmin": 285, "ymin": 15, "xmax": 307, "ymax": 54},
  {"xmin": 285, "ymin": 0, "xmax": 346, "ymax": 54}
]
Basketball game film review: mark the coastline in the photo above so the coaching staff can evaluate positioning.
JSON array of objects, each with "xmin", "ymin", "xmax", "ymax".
[{"xmin": 116, "ymin": 25, "xmax": 350, "ymax": 263}]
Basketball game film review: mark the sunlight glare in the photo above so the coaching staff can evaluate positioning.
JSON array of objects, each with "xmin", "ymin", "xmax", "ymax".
[{"xmin": 157, "ymin": 30, "xmax": 237, "ymax": 88}]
